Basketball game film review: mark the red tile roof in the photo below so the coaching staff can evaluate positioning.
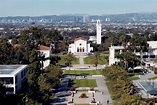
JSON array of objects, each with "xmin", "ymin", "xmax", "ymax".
[
  {"xmin": 37, "ymin": 45, "xmax": 50, "ymax": 50},
  {"xmin": 74, "ymin": 37, "xmax": 87, "ymax": 41}
]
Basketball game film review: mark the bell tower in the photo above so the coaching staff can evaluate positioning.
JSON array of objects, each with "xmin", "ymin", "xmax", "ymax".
[{"xmin": 96, "ymin": 19, "xmax": 101, "ymax": 44}]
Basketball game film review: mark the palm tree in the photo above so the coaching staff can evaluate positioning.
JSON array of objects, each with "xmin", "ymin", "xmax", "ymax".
[
  {"xmin": 65, "ymin": 52, "xmax": 77, "ymax": 70},
  {"xmin": 91, "ymin": 52, "xmax": 101, "ymax": 70}
]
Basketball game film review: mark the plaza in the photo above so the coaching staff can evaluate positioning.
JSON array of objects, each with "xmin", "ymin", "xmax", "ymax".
[{"xmin": 52, "ymin": 75, "xmax": 112, "ymax": 105}]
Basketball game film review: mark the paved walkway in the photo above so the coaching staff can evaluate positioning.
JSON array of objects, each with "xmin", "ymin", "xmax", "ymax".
[
  {"xmin": 52, "ymin": 53, "xmax": 112, "ymax": 105},
  {"xmin": 79, "ymin": 55, "xmax": 85, "ymax": 66},
  {"xmin": 86, "ymin": 76, "xmax": 112, "ymax": 105},
  {"xmin": 52, "ymin": 75, "xmax": 113, "ymax": 105}
]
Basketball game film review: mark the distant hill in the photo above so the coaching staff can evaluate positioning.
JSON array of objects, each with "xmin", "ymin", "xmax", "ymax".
[{"xmin": 0, "ymin": 12, "xmax": 157, "ymax": 24}]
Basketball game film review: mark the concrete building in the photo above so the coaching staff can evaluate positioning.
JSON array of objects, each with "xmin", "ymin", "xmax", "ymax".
[
  {"xmin": 0, "ymin": 65, "xmax": 27, "ymax": 94},
  {"xmin": 37, "ymin": 45, "xmax": 51, "ymax": 69},
  {"xmin": 96, "ymin": 19, "xmax": 102, "ymax": 44},
  {"xmin": 109, "ymin": 46, "xmax": 124, "ymax": 66},
  {"xmin": 109, "ymin": 41, "xmax": 157, "ymax": 66},
  {"xmin": 147, "ymin": 41, "xmax": 157, "ymax": 56},
  {"xmin": 68, "ymin": 37, "xmax": 93, "ymax": 54}
]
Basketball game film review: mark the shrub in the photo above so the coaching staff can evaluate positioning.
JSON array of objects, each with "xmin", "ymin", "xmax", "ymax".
[
  {"xmin": 70, "ymin": 86, "xmax": 75, "ymax": 91},
  {"xmin": 154, "ymin": 69, "xmax": 157, "ymax": 74},
  {"xmin": 90, "ymin": 87, "xmax": 94, "ymax": 91},
  {"xmin": 79, "ymin": 93, "xmax": 88, "ymax": 98}
]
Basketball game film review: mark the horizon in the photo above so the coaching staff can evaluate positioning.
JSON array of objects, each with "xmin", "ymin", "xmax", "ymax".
[
  {"xmin": 1, "ymin": 12, "xmax": 157, "ymax": 18},
  {"xmin": 0, "ymin": 0, "xmax": 157, "ymax": 17}
]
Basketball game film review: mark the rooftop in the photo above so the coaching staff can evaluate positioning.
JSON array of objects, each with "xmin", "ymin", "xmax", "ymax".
[
  {"xmin": 75, "ymin": 37, "xmax": 87, "ymax": 41},
  {"xmin": 0, "ymin": 65, "xmax": 27, "ymax": 75},
  {"xmin": 37, "ymin": 45, "xmax": 51, "ymax": 50},
  {"xmin": 147, "ymin": 41, "xmax": 157, "ymax": 49}
]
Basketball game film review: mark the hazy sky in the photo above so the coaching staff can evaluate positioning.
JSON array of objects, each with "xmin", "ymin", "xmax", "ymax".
[{"xmin": 0, "ymin": 0, "xmax": 157, "ymax": 17}]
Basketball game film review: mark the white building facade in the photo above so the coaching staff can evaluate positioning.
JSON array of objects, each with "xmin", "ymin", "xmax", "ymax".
[
  {"xmin": 0, "ymin": 65, "xmax": 28, "ymax": 94},
  {"xmin": 68, "ymin": 37, "xmax": 93, "ymax": 54},
  {"xmin": 109, "ymin": 41, "xmax": 157, "ymax": 66},
  {"xmin": 38, "ymin": 45, "xmax": 51, "ymax": 69},
  {"xmin": 96, "ymin": 19, "xmax": 102, "ymax": 44}
]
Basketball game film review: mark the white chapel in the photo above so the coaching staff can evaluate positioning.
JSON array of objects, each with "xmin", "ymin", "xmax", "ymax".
[{"xmin": 68, "ymin": 37, "xmax": 93, "ymax": 54}]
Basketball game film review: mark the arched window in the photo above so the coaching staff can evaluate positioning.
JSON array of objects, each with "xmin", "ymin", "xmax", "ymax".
[
  {"xmin": 77, "ymin": 47, "xmax": 79, "ymax": 52},
  {"xmin": 80, "ymin": 48, "xmax": 82, "ymax": 52},
  {"xmin": 82, "ymin": 48, "xmax": 84, "ymax": 52}
]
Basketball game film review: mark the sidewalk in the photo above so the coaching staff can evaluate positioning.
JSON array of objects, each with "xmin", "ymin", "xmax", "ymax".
[{"xmin": 92, "ymin": 76, "xmax": 113, "ymax": 105}]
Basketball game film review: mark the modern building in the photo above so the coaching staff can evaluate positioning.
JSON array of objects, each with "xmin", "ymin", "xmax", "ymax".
[
  {"xmin": 109, "ymin": 46, "xmax": 124, "ymax": 66},
  {"xmin": 68, "ymin": 37, "xmax": 93, "ymax": 54},
  {"xmin": 109, "ymin": 41, "xmax": 157, "ymax": 66},
  {"xmin": 37, "ymin": 45, "xmax": 51, "ymax": 69},
  {"xmin": 0, "ymin": 65, "xmax": 27, "ymax": 94},
  {"xmin": 96, "ymin": 19, "xmax": 102, "ymax": 44},
  {"xmin": 147, "ymin": 41, "xmax": 157, "ymax": 56}
]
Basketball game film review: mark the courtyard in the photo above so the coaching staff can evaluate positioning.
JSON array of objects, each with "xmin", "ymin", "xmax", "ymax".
[{"xmin": 52, "ymin": 53, "xmax": 112, "ymax": 105}]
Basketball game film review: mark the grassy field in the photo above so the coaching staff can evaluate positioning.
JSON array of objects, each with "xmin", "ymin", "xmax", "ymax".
[
  {"xmin": 148, "ymin": 76, "xmax": 157, "ymax": 80},
  {"xmin": 84, "ymin": 56, "xmax": 108, "ymax": 65},
  {"xmin": 64, "ymin": 70, "xmax": 103, "ymax": 76},
  {"xmin": 128, "ymin": 76, "xmax": 140, "ymax": 80},
  {"xmin": 101, "ymin": 51, "xmax": 109, "ymax": 54},
  {"xmin": 154, "ymin": 58, "xmax": 157, "ymax": 63},
  {"xmin": 73, "ymin": 79, "xmax": 97, "ymax": 87},
  {"xmin": 58, "ymin": 56, "xmax": 79, "ymax": 65}
]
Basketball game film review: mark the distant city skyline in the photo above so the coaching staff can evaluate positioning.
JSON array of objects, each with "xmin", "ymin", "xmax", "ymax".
[{"xmin": 0, "ymin": 0, "xmax": 157, "ymax": 17}]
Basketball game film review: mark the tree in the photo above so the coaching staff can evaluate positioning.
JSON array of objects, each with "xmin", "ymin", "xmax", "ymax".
[
  {"xmin": 91, "ymin": 52, "xmax": 101, "ymax": 70},
  {"xmin": 26, "ymin": 49, "xmax": 41, "ymax": 104},
  {"xmin": 116, "ymin": 33, "xmax": 148, "ymax": 69},
  {"xmin": 65, "ymin": 52, "xmax": 77, "ymax": 70},
  {"xmin": 104, "ymin": 66, "xmax": 142, "ymax": 104},
  {"xmin": 116, "ymin": 51, "xmax": 140, "ymax": 70}
]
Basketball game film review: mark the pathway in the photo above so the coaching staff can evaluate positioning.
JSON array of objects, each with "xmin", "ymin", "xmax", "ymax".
[
  {"xmin": 79, "ymin": 55, "xmax": 84, "ymax": 66},
  {"xmin": 52, "ymin": 53, "xmax": 113, "ymax": 105},
  {"xmin": 86, "ymin": 76, "xmax": 113, "ymax": 105},
  {"xmin": 94, "ymin": 76, "xmax": 112, "ymax": 105}
]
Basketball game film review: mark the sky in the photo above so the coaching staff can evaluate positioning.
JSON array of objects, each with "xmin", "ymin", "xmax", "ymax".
[{"xmin": 0, "ymin": 0, "xmax": 157, "ymax": 17}]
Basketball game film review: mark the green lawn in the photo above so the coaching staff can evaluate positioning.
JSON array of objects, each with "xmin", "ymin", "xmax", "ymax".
[
  {"xmin": 64, "ymin": 70, "xmax": 103, "ymax": 76},
  {"xmin": 128, "ymin": 76, "xmax": 140, "ymax": 80},
  {"xmin": 73, "ymin": 79, "xmax": 97, "ymax": 87},
  {"xmin": 101, "ymin": 51, "xmax": 109, "ymax": 54},
  {"xmin": 58, "ymin": 56, "xmax": 79, "ymax": 65},
  {"xmin": 154, "ymin": 58, "xmax": 157, "ymax": 63},
  {"xmin": 148, "ymin": 76, "xmax": 157, "ymax": 80},
  {"xmin": 75, "ymin": 104, "xmax": 90, "ymax": 105},
  {"xmin": 84, "ymin": 56, "xmax": 108, "ymax": 64}
]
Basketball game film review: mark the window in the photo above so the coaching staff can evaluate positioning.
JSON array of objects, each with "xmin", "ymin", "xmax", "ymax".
[
  {"xmin": 82, "ymin": 48, "xmax": 84, "ymax": 52},
  {"xmin": 77, "ymin": 48, "xmax": 79, "ymax": 52},
  {"xmin": 6, "ymin": 87, "xmax": 14, "ymax": 94},
  {"xmin": 0, "ymin": 77, "xmax": 13, "ymax": 84},
  {"xmin": 15, "ymin": 75, "xmax": 18, "ymax": 84}
]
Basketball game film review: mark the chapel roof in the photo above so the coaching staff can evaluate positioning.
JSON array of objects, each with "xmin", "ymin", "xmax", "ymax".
[
  {"xmin": 74, "ymin": 37, "xmax": 87, "ymax": 41},
  {"xmin": 37, "ymin": 45, "xmax": 51, "ymax": 50}
]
